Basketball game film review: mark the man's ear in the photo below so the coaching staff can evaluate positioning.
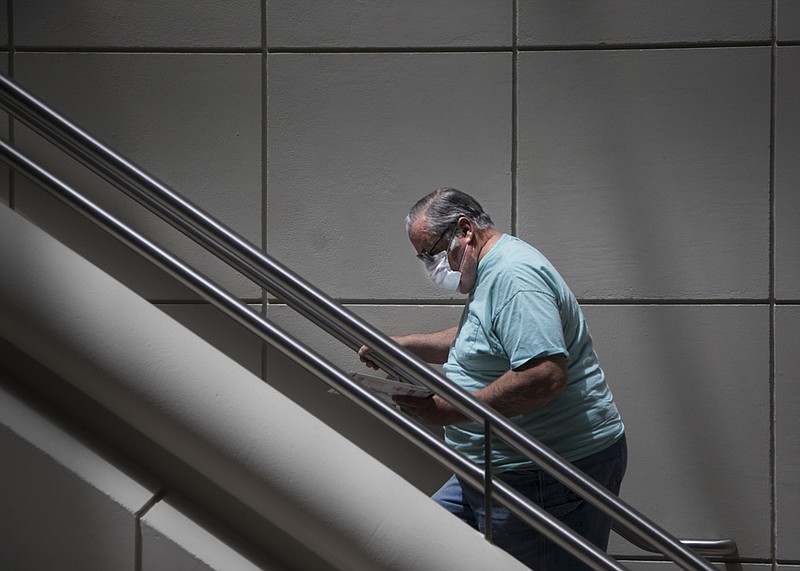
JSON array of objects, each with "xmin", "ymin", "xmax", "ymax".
[{"xmin": 456, "ymin": 215, "xmax": 474, "ymax": 242}]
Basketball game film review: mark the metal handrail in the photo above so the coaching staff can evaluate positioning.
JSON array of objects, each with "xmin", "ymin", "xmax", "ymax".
[{"xmin": 0, "ymin": 72, "xmax": 735, "ymax": 570}]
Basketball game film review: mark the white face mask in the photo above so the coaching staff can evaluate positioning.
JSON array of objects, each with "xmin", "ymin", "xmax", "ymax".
[{"xmin": 423, "ymin": 243, "xmax": 469, "ymax": 292}]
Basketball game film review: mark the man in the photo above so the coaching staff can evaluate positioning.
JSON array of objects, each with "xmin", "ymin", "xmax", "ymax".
[{"xmin": 359, "ymin": 188, "xmax": 626, "ymax": 570}]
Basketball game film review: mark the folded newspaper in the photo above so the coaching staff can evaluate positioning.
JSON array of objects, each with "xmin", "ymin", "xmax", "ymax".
[{"xmin": 337, "ymin": 372, "xmax": 433, "ymax": 398}]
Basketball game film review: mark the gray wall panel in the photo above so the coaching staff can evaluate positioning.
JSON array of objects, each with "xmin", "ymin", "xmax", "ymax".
[
  {"xmin": 267, "ymin": 52, "xmax": 512, "ymax": 300},
  {"xmin": 14, "ymin": 1, "xmax": 261, "ymax": 48},
  {"xmin": 518, "ymin": 48, "xmax": 771, "ymax": 300},
  {"xmin": 12, "ymin": 52, "xmax": 262, "ymax": 300},
  {"xmin": 519, "ymin": 0, "xmax": 772, "ymax": 46},
  {"xmin": 776, "ymin": 47, "xmax": 800, "ymax": 299},
  {"xmin": 776, "ymin": 306, "xmax": 800, "ymax": 560},
  {"xmin": 778, "ymin": 0, "xmax": 800, "ymax": 41},
  {"xmin": 0, "ymin": 1, "xmax": 6, "ymax": 46},
  {"xmin": 585, "ymin": 305, "xmax": 771, "ymax": 556},
  {"xmin": 268, "ymin": 0, "xmax": 512, "ymax": 48}
]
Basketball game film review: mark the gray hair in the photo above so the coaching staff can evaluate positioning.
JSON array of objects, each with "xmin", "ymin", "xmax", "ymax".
[{"xmin": 405, "ymin": 188, "xmax": 495, "ymax": 236}]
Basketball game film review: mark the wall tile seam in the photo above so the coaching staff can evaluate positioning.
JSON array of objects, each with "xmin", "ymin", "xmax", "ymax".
[
  {"xmin": 151, "ymin": 299, "xmax": 264, "ymax": 306},
  {"xmin": 3, "ymin": 41, "xmax": 781, "ymax": 56},
  {"xmin": 6, "ymin": 3, "xmax": 16, "ymax": 211},
  {"xmin": 258, "ymin": 9, "xmax": 272, "ymax": 383},
  {"xmin": 10, "ymin": 288, "xmax": 793, "ymax": 309},
  {"xmin": 614, "ymin": 555, "xmax": 788, "ymax": 566},
  {"xmin": 517, "ymin": 41, "xmax": 775, "ymax": 52},
  {"xmin": 769, "ymin": 0, "xmax": 782, "ymax": 561},
  {"xmin": 261, "ymin": 0, "xmax": 269, "ymax": 390},
  {"xmin": 769, "ymin": 0, "xmax": 778, "ymax": 562},
  {"xmin": 262, "ymin": 299, "xmax": 791, "ymax": 306},
  {"xmin": 579, "ymin": 301, "xmax": 779, "ymax": 307},
  {"xmin": 510, "ymin": 0, "xmax": 519, "ymax": 238},
  {"xmin": 265, "ymin": 41, "xmax": 773, "ymax": 54},
  {"xmin": 9, "ymin": 47, "xmax": 263, "ymax": 54}
]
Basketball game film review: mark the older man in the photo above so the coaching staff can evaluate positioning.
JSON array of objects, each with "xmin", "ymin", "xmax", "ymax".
[{"xmin": 360, "ymin": 188, "xmax": 626, "ymax": 570}]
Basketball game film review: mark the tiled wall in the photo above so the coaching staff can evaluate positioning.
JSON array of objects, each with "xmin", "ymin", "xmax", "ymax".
[{"xmin": 1, "ymin": 1, "xmax": 798, "ymax": 568}]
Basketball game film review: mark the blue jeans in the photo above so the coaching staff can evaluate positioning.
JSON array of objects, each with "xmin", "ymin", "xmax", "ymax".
[{"xmin": 433, "ymin": 434, "xmax": 627, "ymax": 570}]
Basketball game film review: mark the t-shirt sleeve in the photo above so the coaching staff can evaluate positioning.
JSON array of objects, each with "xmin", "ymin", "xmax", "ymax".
[{"xmin": 493, "ymin": 289, "xmax": 568, "ymax": 370}]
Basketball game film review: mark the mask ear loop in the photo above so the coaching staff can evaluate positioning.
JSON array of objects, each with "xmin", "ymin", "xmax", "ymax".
[
  {"xmin": 455, "ymin": 239, "xmax": 470, "ymax": 272},
  {"xmin": 450, "ymin": 221, "xmax": 472, "ymax": 273}
]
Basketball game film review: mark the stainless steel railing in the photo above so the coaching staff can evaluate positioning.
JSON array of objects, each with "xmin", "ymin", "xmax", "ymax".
[{"xmin": 0, "ymin": 72, "xmax": 737, "ymax": 570}]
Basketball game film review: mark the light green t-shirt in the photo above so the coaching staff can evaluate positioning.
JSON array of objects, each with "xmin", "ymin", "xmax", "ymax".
[{"xmin": 443, "ymin": 234, "xmax": 624, "ymax": 471}]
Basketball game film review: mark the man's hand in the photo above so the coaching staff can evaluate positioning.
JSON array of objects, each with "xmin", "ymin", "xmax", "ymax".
[
  {"xmin": 357, "ymin": 345, "xmax": 380, "ymax": 370},
  {"xmin": 392, "ymin": 394, "xmax": 465, "ymax": 426}
]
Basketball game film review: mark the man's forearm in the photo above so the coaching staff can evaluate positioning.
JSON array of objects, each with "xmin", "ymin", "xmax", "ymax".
[
  {"xmin": 395, "ymin": 326, "xmax": 457, "ymax": 364},
  {"xmin": 395, "ymin": 354, "xmax": 569, "ymax": 426},
  {"xmin": 475, "ymin": 355, "xmax": 568, "ymax": 417}
]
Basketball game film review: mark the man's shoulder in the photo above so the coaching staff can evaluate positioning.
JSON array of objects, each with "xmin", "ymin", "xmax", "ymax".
[
  {"xmin": 483, "ymin": 236, "xmax": 569, "ymax": 305},
  {"xmin": 490, "ymin": 235, "xmax": 551, "ymax": 275}
]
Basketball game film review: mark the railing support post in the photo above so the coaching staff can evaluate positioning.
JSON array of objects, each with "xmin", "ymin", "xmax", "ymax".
[{"xmin": 484, "ymin": 420, "xmax": 493, "ymax": 543}]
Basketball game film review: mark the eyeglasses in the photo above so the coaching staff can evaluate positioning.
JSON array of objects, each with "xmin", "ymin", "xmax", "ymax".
[{"xmin": 416, "ymin": 222, "xmax": 457, "ymax": 262}]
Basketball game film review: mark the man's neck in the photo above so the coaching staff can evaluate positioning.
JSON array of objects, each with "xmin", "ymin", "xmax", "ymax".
[{"xmin": 476, "ymin": 229, "xmax": 502, "ymax": 262}]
